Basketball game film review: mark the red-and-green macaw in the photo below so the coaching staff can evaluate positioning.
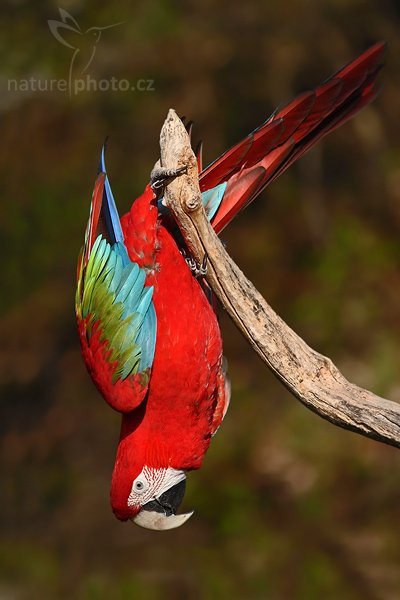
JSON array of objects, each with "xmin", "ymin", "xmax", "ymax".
[{"xmin": 76, "ymin": 42, "xmax": 386, "ymax": 530}]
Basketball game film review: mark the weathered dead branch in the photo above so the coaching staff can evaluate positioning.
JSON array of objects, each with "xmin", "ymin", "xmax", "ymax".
[{"xmin": 158, "ymin": 108, "xmax": 400, "ymax": 449}]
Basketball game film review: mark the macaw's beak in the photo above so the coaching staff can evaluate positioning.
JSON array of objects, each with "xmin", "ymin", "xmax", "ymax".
[{"xmin": 133, "ymin": 479, "xmax": 193, "ymax": 531}]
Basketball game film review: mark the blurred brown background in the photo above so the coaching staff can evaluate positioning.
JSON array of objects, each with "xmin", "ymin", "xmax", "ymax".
[{"xmin": 1, "ymin": 1, "xmax": 400, "ymax": 599}]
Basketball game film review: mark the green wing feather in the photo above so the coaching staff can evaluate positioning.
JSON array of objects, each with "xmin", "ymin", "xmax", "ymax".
[{"xmin": 76, "ymin": 234, "xmax": 156, "ymax": 384}]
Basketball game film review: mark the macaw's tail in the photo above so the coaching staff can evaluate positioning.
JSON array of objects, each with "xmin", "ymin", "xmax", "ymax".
[{"xmin": 198, "ymin": 41, "xmax": 386, "ymax": 234}]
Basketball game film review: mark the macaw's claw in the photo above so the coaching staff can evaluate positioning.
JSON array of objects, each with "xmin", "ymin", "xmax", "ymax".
[
  {"xmin": 181, "ymin": 249, "xmax": 207, "ymax": 277},
  {"xmin": 150, "ymin": 165, "xmax": 187, "ymax": 192}
]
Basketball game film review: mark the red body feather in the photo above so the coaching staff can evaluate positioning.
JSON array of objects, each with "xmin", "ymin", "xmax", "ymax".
[{"xmin": 110, "ymin": 187, "xmax": 226, "ymax": 520}]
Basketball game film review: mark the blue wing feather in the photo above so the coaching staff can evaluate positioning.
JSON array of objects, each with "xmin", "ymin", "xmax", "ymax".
[
  {"xmin": 136, "ymin": 303, "xmax": 157, "ymax": 372},
  {"xmin": 114, "ymin": 264, "xmax": 141, "ymax": 306},
  {"xmin": 98, "ymin": 143, "xmax": 125, "ymax": 247},
  {"xmin": 77, "ymin": 146, "xmax": 157, "ymax": 380},
  {"xmin": 157, "ymin": 181, "xmax": 227, "ymax": 223},
  {"xmin": 201, "ymin": 182, "xmax": 227, "ymax": 221}
]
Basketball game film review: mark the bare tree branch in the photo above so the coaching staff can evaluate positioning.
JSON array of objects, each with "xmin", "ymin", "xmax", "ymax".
[{"xmin": 158, "ymin": 108, "xmax": 400, "ymax": 449}]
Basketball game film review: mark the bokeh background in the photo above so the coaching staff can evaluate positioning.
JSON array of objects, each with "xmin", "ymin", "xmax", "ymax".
[{"xmin": 1, "ymin": 1, "xmax": 400, "ymax": 599}]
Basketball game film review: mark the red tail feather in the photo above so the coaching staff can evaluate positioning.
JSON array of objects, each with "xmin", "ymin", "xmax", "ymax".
[{"xmin": 204, "ymin": 41, "xmax": 386, "ymax": 234}]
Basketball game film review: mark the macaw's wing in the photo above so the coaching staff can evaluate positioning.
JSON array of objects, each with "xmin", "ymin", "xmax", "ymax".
[
  {"xmin": 76, "ymin": 149, "xmax": 156, "ymax": 413},
  {"xmin": 198, "ymin": 41, "xmax": 386, "ymax": 233}
]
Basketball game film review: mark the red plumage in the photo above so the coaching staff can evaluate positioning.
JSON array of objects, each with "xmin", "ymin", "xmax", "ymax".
[
  {"xmin": 206, "ymin": 41, "xmax": 385, "ymax": 233},
  {"xmin": 111, "ymin": 187, "xmax": 226, "ymax": 520},
  {"xmin": 76, "ymin": 42, "xmax": 386, "ymax": 529}
]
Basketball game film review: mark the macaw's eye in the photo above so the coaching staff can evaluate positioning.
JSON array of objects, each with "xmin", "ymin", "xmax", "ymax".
[{"xmin": 133, "ymin": 478, "xmax": 148, "ymax": 494}]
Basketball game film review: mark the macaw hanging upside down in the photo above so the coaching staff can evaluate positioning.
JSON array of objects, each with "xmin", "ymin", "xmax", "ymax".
[{"xmin": 76, "ymin": 42, "xmax": 386, "ymax": 530}]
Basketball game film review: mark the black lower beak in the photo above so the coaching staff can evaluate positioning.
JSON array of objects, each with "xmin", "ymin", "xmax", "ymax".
[{"xmin": 142, "ymin": 479, "xmax": 186, "ymax": 516}]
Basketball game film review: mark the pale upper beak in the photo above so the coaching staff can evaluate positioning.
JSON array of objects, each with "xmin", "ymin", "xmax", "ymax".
[{"xmin": 132, "ymin": 479, "xmax": 193, "ymax": 531}]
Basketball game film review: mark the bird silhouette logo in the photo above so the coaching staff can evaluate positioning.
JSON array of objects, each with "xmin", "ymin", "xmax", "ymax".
[{"xmin": 48, "ymin": 8, "xmax": 124, "ymax": 94}]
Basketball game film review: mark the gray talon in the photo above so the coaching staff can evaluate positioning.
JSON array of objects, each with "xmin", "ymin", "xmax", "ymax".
[
  {"xmin": 200, "ymin": 253, "xmax": 208, "ymax": 276},
  {"xmin": 150, "ymin": 165, "xmax": 187, "ymax": 192},
  {"xmin": 181, "ymin": 249, "xmax": 207, "ymax": 278}
]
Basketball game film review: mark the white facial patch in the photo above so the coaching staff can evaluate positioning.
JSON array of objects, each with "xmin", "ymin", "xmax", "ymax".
[{"xmin": 127, "ymin": 466, "xmax": 186, "ymax": 508}]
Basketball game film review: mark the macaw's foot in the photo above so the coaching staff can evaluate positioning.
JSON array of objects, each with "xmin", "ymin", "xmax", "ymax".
[
  {"xmin": 150, "ymin": 165, "xmax": 187, "ymax": 192},
  {"xmin": 181, "ymin": 249, "xmax": 207, "ymax": 278}
]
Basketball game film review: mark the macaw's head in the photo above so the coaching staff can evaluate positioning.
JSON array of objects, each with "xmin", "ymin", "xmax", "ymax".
[{"xmin": 111, "ymin": 461, "xmax": 194, "ymax": 531}]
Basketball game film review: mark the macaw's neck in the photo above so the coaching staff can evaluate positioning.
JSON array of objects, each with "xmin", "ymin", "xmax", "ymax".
[
  {"xmin": 110, "ymin": 403, "xmax": 149, "ymax": 520},
  {"xmin": 110, "ymin": 403, "xmax": 189, "ymax": 520},
  {"xmin": 117, "ymin": 402, "xmax": 211, "ymax": 467},
  {"xmin": 117, "ymin": 403, "xmax": 177, "ymax": 469}
]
